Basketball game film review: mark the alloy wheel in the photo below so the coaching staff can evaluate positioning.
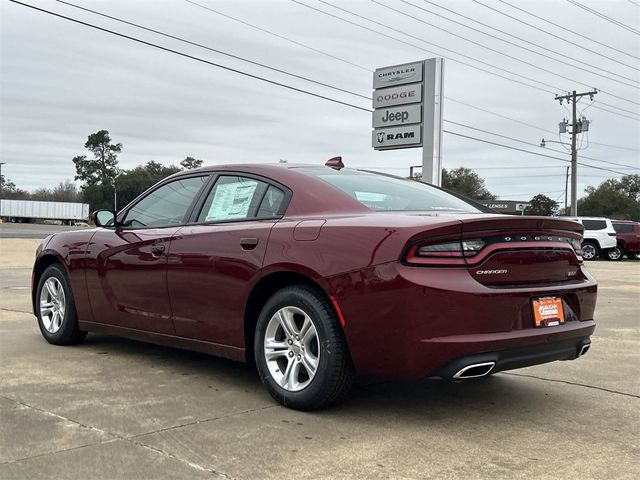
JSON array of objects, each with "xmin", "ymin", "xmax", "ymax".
[
  {"xmin": 581, "ymin": 243, "xmax": 597, "ymax": 260},
  {"xmin": 263, "ymin": 306, "xmax": 320, "ymax": 392},
  {"xmin": 39, "ymin": 277, "xmax": 66, "ymax": 334},
  {"xmin": 607, "ymin": 247, "xmax": 623, "ymax": 261}
]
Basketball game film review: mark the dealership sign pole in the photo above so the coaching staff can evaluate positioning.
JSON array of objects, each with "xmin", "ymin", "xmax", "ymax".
[{"xmin": 372, "ymin": 58, "xmax": 444, "ymax": 186}]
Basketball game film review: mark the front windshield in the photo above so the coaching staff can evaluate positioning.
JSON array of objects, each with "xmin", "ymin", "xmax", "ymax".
[{"xmin": 298, "ymin": 167, "xmax": 481, "ymax": 213}]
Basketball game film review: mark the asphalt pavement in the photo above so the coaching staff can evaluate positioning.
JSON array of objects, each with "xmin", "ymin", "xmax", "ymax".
[{"xmin": 0, "ymin": 237, "xmax": 638, "ymax": 480}]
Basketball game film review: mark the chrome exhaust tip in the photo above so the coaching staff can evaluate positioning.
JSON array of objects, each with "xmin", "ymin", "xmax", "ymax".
[
  {"xmin": 453, "ymin": 362, "xmax": 496, "ymax": 379},
  {"xmin": 578, "ymin": 343, "xmax": 591, "ymax": 357}
]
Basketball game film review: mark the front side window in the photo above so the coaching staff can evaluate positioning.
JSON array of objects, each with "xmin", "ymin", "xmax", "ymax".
[{"xmin": 122, "ymin": 176, "xmax": 207, "ymax": 227}]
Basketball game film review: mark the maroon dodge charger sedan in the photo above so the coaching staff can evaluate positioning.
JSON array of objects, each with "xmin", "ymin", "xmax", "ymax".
[{"xmin": 32, "ymin": 161, "xmax": 597, "ymax": 410}]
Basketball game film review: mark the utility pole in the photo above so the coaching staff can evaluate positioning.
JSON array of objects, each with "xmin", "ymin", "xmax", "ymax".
[{"xmin": 553, "ymin": 90, "xmax": 597, "ymax": 216}]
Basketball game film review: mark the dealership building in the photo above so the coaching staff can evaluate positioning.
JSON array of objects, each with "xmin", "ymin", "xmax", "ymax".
[{"xmin": 480, "ymin": 200, "xmax": 531, "ymax": 215}]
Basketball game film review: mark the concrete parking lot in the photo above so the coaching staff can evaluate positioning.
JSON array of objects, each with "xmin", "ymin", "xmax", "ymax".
[{"xmin": 1, "ymin": 234, "xmax": 638, "ymax": 480}]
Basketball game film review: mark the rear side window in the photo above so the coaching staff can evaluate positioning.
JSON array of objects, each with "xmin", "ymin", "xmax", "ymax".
[
  {"xmin": 582, "ymin": 220, "xmax": 607, "ymax": 230},
  {"xmin": 257, "ymin": 185, "xmax": 286, "ymax": 217},
  {"xmin": 197, "ymin": 176, "xmax": 286, "ymax": 222},
  {"xmin": 613, "ymin": 223, "xmax": 634, "ymax": 233}
]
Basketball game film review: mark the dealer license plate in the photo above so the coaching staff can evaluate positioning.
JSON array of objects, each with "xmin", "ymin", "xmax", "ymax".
[{"xmin": 532, "ymin": 296, "xmax": 565, "ymax": 328}]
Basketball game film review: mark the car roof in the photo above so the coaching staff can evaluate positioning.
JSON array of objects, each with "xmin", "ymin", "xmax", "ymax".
[{"xmin": 173, "ymin": 163, "xmax": 371, "ymax": 216}]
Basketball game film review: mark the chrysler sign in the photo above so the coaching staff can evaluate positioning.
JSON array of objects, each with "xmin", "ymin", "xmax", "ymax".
[{"xmin": 373, "ymin": 62, "xmax": 423, "ymax": 89}]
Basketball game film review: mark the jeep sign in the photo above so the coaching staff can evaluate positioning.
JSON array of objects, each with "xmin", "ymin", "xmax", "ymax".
[{"xmin": 372, "ymin": 104, "xmax": 422, "ymax": 128}]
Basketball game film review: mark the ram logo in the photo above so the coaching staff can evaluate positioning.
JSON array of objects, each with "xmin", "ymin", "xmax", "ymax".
[
  {"xmin": 376, "ymin": 132, "xmax": 385, "ymax": 143},
  {"xmin": 475, "ymin": 269, "xmax": 508, "ymax": 275}
]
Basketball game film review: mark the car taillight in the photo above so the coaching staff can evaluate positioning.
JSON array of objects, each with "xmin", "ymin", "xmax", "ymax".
[
  {"xmin": 569, "ymin": 238, "xmax": 583, "ymax": 260},
  {"xmin": 406, "ymin": 238, "xmax": 484, "ymax": 266},
  {"xmin": 416, "ymin": 239, "xmax": 485, "ymax": 258}
]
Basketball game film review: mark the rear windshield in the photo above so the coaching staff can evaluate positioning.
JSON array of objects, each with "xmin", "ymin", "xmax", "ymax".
[
  {"xmin": 582, "ymin": 219, "xmax": 607, "ymax": 230},
  {"xmin": 297, "ymin": 168, "xmax": 481, "ymax": 213}
]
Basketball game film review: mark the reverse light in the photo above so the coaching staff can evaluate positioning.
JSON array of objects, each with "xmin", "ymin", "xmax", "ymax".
[{"xmin": 416, "ymin": 239, "xmax": 485, "ymax": 258}]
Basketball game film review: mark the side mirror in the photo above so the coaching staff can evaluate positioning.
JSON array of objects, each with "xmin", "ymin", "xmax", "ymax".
[{"xmin": 93, "ymin": 209, "xmax": 118, "ymax": 228}]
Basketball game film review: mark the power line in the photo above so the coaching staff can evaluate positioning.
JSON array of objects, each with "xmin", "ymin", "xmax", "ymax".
[
  {"xmin": 50, "ymin": 0, "xmax": 640, "ymax": 161},
  {"xmin": 394, "ymin": 0, "xmax": 640, "ymax": 86},
  {"xmin": 54, "ymin": 0, "xmax": 640, "ymax": 165},
  {"xmin": 291, "ymin": 0, "xmax": 557, "ymax": 94},
  {"xmin": 54, "ymin": 0, "xmax": 371, "ymax": 101},
  {"xmin": 296, "ymin": 0, "xmax": 640, "ymax": 121},
  {"xmin": 444, "ymin": 130, "xmax": 631, "ymax": 175},
  {"xmin": 419, "ymin": 0, "xmax": 640, "ymax": 110},
  {"xmin": 181, "ymin": 0, "xmax": 639, "ymax": 146},
  {"xmin": 474, "ymin": 0, "xmax": 640, "ymax": 60},
  {"xmin": 8, "ymin": 0, "xmax": 372, "ymax": 112},
  {"xmin": 446, "ymin": 120, "xmax": 640, "ymax": 170},
  {"xmin": 567, "ymin": 0, "xmax": 640, "ymax": 36},
  {"xmin": 182, "ymin": 0, "xmax": 370, "ymax": 71},
  {"xmin": 10, "ymin": 0, "xmax": 636, "ymax": 178},
  {"xmin": 496, "ymin": 0, "xmax": 640, "ymax": 61}
]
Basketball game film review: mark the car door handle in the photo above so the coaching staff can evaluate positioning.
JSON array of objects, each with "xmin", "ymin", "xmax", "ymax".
[
  {"xmin": 151, "ymin": 244, "xmax": 165, "ymax": 257},
  {"xmin": 240, "ymin": 238, "xmax": 258, "ymax": 250}
]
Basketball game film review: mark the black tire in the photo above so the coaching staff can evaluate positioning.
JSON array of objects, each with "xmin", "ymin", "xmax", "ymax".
[
  {"xmin": 606, "ymin": 245, "xmax": 624, "ymax": 261},
  {"xmin": 254, "ymin": 285, "xmax": 353, "ymax": 410},
  {"xmin": 581, "ymin": 241, "xmax": 599, "ymax": 261},
  {"xmin": 35, "ymin": 264, "xmax": 87, "ymax": 345}
]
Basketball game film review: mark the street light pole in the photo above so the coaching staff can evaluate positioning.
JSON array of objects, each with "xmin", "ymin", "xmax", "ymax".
[
  {"xmin": 0, "ymin": 162, "xmax": 6, "ymax": 198},
  {"xmin": 564, "ymin": 165, "xmax": 570, "ymax": 215}
]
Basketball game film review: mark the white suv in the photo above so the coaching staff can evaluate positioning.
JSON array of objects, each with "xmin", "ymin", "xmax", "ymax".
[{"xmin": 567, "ymin": 217, "xmax": 617, "ymax": 260}]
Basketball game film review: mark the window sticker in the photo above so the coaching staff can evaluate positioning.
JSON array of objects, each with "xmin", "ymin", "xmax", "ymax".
[{"xmin": 206, "ymin": 180, "xmax": 258, "ymax": 221}]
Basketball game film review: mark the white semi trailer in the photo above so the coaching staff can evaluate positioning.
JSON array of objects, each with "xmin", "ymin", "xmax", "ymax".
[{"xmin": 0, "ymin": 199, "xmax": 90, "ymax": 225}]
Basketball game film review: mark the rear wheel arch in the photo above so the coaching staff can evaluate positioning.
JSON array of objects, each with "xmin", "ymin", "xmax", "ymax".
[
  {"xmin": 582, "ymin": 238, "xmax": 600, "ymax": 249},
  {"xmin": 244, "ymin": 271, "xmax": 336, "ymax": 364}
]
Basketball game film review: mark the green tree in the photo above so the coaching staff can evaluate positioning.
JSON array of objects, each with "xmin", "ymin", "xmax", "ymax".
[
  {"xmin": 72, "ymin": 130, "xmax": 121, "ymax": 210},
  {"xmin": 73, "ymin": 130, "xmax": 122, "ymax": 187},
  {"xmin": 525, "ymin": 194, "xmax": 559, "ymax": 216},
  {"xmin": 180, "ymin": 156, "xmax": 203, "ymax": 170},
  {"xmin": 1, "ymin": 175, "xmax": 30, "ymax": 199},
  {"xmin": 578, "ymin": 174, "xmax": 640, "ymax": 221},
  {"xmin": 442, "ymin": 167, "xmax": 497, "ymax": 200}
]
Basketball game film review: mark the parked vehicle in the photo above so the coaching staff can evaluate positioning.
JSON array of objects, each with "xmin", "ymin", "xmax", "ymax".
[
  {"xmin": 566, "ymin": 217, "xmax": 617, "ymax": 260},
  {"xmin": 607, "ymin": 220, "xmax": 640, "ymax": 260},
  {"xmin": 0, "ymin": 199, "xmax": 89, "ymax": 225},
  {"xmin": 32, "ymin": 162, "xmax": 596, "ymax": 410}
]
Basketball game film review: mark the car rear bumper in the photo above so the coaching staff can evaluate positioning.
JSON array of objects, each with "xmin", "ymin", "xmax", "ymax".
[
  {"xmin": 427, "ymin": 328, "xmax": 593, "ymax": 380},
  {"xmin": 321, "ymin": 262, "xmax": 597, "ymax": 378}
]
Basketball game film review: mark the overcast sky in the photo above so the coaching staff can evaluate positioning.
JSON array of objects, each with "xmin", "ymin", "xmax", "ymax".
[{"xmin": 1, "ymin": 0, "xmax": 639, "ymax": 203}]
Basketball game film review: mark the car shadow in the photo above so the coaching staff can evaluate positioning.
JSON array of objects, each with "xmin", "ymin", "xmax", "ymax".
[{"xmin": 79, "ymin": 333, "xmax": 564, "ymax": 423}]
